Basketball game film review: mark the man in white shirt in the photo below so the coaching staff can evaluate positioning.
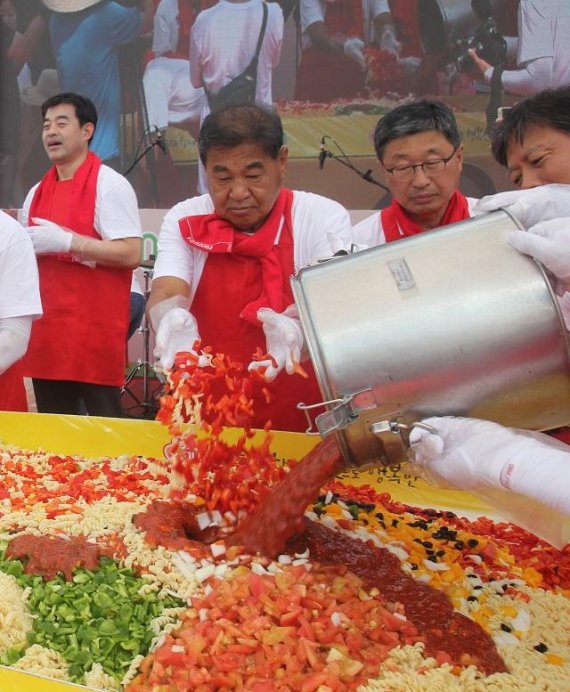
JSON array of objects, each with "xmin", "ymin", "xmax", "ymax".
[
  {"xmin": 353, "ymin": 100, "xmax": 477, "ymax": 249},
  {"xmin": 470, "ymin": 0, "xmax": 570, "ymax": 96},
  {"xmin": 142, "ymin": 0, "xmax": 205, "ymax": 140},
  {"xmin": 148, "ymin": 103, "xmax": 352, "ymax": 432},
  {"xmin": 0, "ymin": 211, "xmax": 42, "ymax": 411},
  {"xmin": 20, "ymin": 92, "xmax": 142, "ymax": 416},
  {"xmin": 190, "ymin": 0, "xmax": 284, "ymax": 193}
]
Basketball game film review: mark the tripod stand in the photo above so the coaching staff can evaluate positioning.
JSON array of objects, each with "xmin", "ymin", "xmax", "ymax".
[{"xmin": 121, "ymin": 261, "xmax": 162, "ymax": 419}]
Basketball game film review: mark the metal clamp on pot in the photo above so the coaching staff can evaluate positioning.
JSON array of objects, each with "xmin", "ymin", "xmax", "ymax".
[{"xmin": 292, "ymin": 211, "xmax": 570, "ymax": 470}]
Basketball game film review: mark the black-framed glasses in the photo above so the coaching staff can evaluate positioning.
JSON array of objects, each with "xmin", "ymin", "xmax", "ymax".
[{"xmin": 383, "ymin": 148, "xmax": 459, "ymax": 182}]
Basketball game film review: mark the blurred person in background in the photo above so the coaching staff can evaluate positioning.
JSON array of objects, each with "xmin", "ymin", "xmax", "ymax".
[
  {"xmin": 470, "ymin": 0, "xmax": 570, "ymax": 96},
  {"xmin": 142, "ymin": 0, "xmax": 205, "ymax": 143},
  {"xmin": 190, "ymin": 0, "xmax": 284, "ymax": 194},
  {"xmin": 295, "ymin": 0, "xmax": 400, "ymax": 102},
  {"xmin": 42, "ymin": 0, "xmax": 154, "ymax": 170}
]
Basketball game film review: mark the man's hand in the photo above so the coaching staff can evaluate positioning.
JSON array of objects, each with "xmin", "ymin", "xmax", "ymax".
[
  {"xmin": 509, "ymin": 218, "xmax": 570, "ymax": 288},
  {"xmin": 153, "ymin": 307, "xmax": 203, "ymax": 371},
  {"xmin": 248, "ymin": 307, "xmax": 305, "ymax": 383},
  {"xmin": 409, "ymin": 416, "xmax": 527, "ymax": 490},
  {"xmin": 468, "ymin": 48, "xmax": 492, "ymax": 79},
  {"xmin": 410, "ymin": 416, "xmax": 570, "ymax": 515},
  {"xmin": 474, "ymin": 185, "xmax": 570, "ymax": 228},
  {"xmin": 378, "ymin": 25, "xmax": 401, "ymax": 56},
  {"xmin": 343, "ymin": 38, "xmax": 366, "ymax": 70},
  {"xmin": 29, "ymin": 218, "xmax": 73, "ymax": 254}
]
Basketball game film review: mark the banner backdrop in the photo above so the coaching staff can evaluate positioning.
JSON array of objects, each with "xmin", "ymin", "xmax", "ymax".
[{"xmin": 0, "ymin": 1, "xmax": 568, "ymax": 210}]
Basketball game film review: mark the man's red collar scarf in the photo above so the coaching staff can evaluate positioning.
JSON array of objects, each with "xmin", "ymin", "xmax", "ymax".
[
  {"xmin": 381, "ymin": 190, "xmax": 470, "ymax": 242},
  {"xmin": 178, "ymin": 188, "xmax": 294, "ymax": 325},
  {"xmin": 29, "ymin": 151, "xmax": 101, "ymax": 236}
]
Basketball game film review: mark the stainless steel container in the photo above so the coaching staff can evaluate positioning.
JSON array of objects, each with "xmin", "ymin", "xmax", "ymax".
[{"xmin": 291, "ymin": 211, "xmax": 570, "ymax": 468}]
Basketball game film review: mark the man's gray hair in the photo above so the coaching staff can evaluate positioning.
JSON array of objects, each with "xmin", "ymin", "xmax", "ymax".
[{"xmin": 373, "ymin": 100, "xmax": 461, "ymax": 161}]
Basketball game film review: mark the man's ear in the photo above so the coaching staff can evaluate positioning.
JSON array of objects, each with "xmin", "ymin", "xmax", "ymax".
[
  {"xmin": 83, "ymin": 122, "xmax": 95, "ymax": 143},
  {"xmin": 277, "ymin": 144, "xmax": 289, "ymax": 175}
]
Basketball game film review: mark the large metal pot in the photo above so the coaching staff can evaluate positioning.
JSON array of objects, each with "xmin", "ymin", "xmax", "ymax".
[{"xmin": 291, "ymin": 211, "xmax": 570, "ymax": 468}]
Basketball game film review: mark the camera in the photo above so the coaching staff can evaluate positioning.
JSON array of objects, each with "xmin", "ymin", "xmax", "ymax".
[{"xmin": 451, "ymin": 15, "xmax": 507, "ymax": 72}]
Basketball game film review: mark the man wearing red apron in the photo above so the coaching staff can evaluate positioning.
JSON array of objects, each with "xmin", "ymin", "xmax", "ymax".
[
  {"xmin": 0, "ymin": 212, "xmax": 42, "ymax": 411},
  {"xmin": 149, "ymin": 103, "xmax": 353, "ymax": 432},
  {"xmin": 21, "ymin": 92, "xmax": 142, "ymax": 416}
]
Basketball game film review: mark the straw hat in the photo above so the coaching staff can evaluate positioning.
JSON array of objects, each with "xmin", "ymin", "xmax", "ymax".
[
  {"xmin": 20, "ymin": 69, "xmax": 60, "ymax": 106},
  {"xmin": 41, "ymin": 0, "xmax": 104, "ymax": 12}
]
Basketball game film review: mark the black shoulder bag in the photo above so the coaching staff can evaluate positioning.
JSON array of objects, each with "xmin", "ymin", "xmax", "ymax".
[{"xmin": 205, "ymin": 3, "xmax": 269, "ymax": 113}]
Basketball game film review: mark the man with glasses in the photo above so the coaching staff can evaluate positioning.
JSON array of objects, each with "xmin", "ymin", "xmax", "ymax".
[{"xmin": 353, "ymin": 100, "xmax": 475, "ymax": 248}]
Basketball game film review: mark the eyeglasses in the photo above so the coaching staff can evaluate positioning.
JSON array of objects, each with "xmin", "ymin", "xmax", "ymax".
[{"xmin": 383, "ymin": 148, "xmax": 459, "ymax": 182}]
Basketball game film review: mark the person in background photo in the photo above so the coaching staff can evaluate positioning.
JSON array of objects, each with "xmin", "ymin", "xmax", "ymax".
[
  {"xmin": 0, "ymin": 212, "xmax": 42, "ymax": 411},
  {"xmin": 295, "ymin": 0, "xmax": 400, "ymax": 102},
  {"xmin": 42, "ymin": 0, "xmax": 154, "ymax": 171},
  {"xmin": 142, "ymin": 0, "xmax": 205, "ymax": 144},
  {"xmin": 470, "ymin": 0, "xmax": 570, "ymax": 96},
  {"xmin": 147, "ymin": 103, "xmax": 353, "ymax": 432},
  {"xmin": 20, "ymin": 92, "xmax": 142, "ymax": 417},
  {"xmin": 189, "ymin": 0, "xmax": 284, "ymax": 194}
]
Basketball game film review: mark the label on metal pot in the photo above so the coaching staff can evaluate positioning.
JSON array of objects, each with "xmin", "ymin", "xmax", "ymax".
[{"xmin": 387, "ymin": 258, "xmax": 418, "ymax": 297}]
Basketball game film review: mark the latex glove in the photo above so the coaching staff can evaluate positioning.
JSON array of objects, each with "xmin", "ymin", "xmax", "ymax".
[
  {"xmin": 248, "ymin": 306, "xmax": 305, "ymax": 382},
  {"xmin": 153, "ymin": 305, "xmax": 208, "ymax": 371},
  {"xmin": 473, "ymin": 185, "xmax": 570, "ymax": 229},
  {"xmin": 378, "ymin": 25, "xmax": 401, "ymax": 56},
  {"xmin": 409, "ymin": 416, "xmax": 570, "ymax": 515},
  {"xmin": 343, "ymin": 37, "xmax": 366, "ymax": 70},
  {"xmin": 29, "ymin": 217, "xmax": 73, "ymax": 254},
  {"xmin": 508, "ymin": 218, "xmax": 570, "ymax": 287}
]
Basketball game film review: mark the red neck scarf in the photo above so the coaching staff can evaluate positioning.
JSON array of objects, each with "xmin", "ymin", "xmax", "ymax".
[
  {"xmin": 179, "ymin": 188, "xmax": 294, "ymax": 324},
  {"xmin": 381, "ymin": 190, "xmax": 470, "ymax": 242},
  {"xmin": 29, "ymin": 151, "xmax": 101, "ymax": 233}
]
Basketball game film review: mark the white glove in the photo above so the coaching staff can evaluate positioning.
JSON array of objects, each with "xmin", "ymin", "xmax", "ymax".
[
  {"xmin": 378, "ymin": 25, "xmax": 401, "ymax": 56},
  {"xmin": 248, "ymin": 306, "xmax": 305, "ymax": 383},
  {"xmin": 29, "ymin": 217, "xmax": 73, "ymax": 254},
  {"xmin": 474, "ymin": 185, "xmax": 570, "ymax": 229},
  {"xmin": 508, "ymin": 218, "xmax": 570, "ymax": 286},
  {"xmin": 152, "ymin": 301, "xmax": 208, "ymax": 371},
  {"xmin": 409, "ymin": 416, "xmax": 570, "ymax": 515},
  {"xmin": 399, "ymin": 55, "xmax": 422, "ymax": 75},
  {"xmin": 343, "ymin": 37, "xmax": 366, "ymax": 70}
]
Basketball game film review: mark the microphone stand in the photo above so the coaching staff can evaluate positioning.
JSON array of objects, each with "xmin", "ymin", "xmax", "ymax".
[
  {"xmin": 123, "ymin": 132, "xmax": 166, "ymax": 177},
  {"xmin": 319, "ymin": 135, "xmax": 390, "ymax": 193}
]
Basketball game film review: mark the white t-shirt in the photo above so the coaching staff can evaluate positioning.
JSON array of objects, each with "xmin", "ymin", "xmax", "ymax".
[
  {"xmin": 189, "ymin": 0, "xmax": 284, "ymax": 118},
  {"xmin": 21, "ymin": 165, "xmax": 143, "ymax": 242},
  {"xmin": 301, "ymin": 0, "xmax": 390, "ymax": 48},
  {"xmin": 153, "ymin": 190, "xmax": 353, "ymax": 302},
  {"xmin": 352, "ymin": 197, "xmax": 479, "ymax": 249},
  {"xmin": 152, "ymin": 0, "xmax": 181, "ymax": 55},
  {"xmin": 0, "ymin": 212, "xmax": 42, "ymax": 320}
]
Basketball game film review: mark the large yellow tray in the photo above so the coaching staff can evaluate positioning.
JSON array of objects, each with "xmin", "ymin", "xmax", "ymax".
[{"xmin": 0, "ymin": 412, "xmax": 496, "ymax": 692}]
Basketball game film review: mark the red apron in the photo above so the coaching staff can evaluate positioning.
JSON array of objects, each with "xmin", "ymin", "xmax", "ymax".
[
  {"xmin": 295, "ymin": 0, "xmax": 366, "ymax": 102},
  {"xmin": 0, "ymin": 361, "xmax": 28, "ymax": 412},
  {"xmin": 380, "ymin": 190, "xmax": 470, "ymax": 242},
  {"xmin": 24, "ymin": 154, "xmax": 131, "ymax": 387},
  {"xmin": 186, "ymin": 192, "xmax": 322, "ymax": 432}
]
